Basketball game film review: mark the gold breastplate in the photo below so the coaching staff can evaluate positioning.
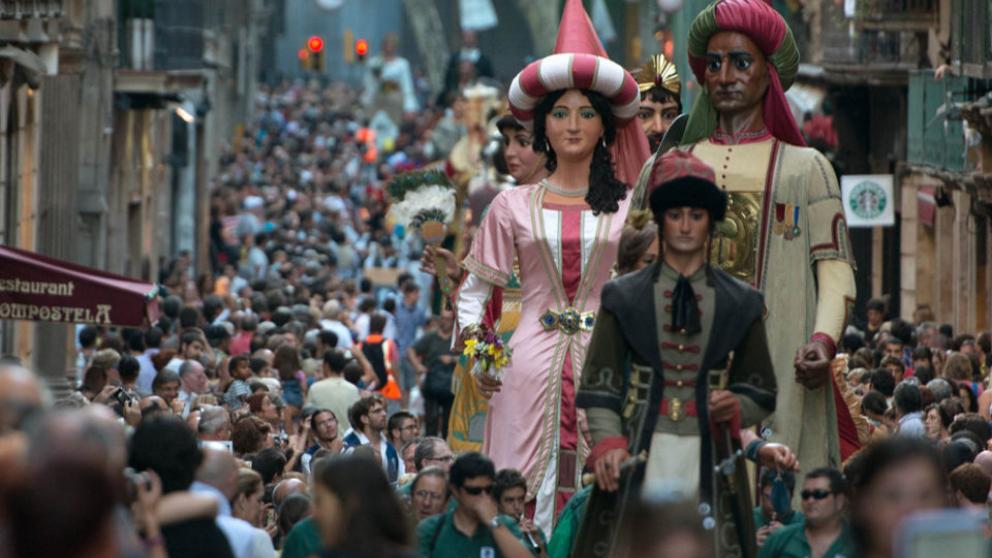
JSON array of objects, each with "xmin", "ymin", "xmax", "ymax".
[
  {"xmin": 692, "ymin": 138, "xmax": 775, "ymax": 287},
  {"xmin": 711, "ymin": 192, "xmax": 762, "ymax": 285}
]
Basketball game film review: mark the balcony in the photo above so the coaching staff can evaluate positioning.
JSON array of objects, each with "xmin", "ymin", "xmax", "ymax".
[
  {"xmin": 153, "ymin": 0, "xmax": 205, "ymax": 71},
  {"xmin": 117, "ymin": 0, "xmax": 209, "ymax": 71},
  {"xmin": 816, "ymin": 0, "xmax": 929, "ymax": 81},
  {"xmin": 855, "ymin": 0, "xmax": 936, "ymax": 30},
  {"xmin": 0, "ymin": 1, "xmax": 63, "ymax": 20},
  {"xmin": 952, "ymin": 0, "xmax": 992, "ymax": 79},
  {"xmin": 907, "ymin": 71, "xmax": 976, "ymax": 172}
]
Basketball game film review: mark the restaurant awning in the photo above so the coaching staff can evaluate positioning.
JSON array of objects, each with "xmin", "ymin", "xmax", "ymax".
[{"xmin": 0, "ymin": 245, "xmax": 160, "ymax": 327}]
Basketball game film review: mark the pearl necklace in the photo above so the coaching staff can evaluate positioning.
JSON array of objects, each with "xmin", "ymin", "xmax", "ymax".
[{"xmin": 541, "ymin": 180, "xmax": 588, "ymax": 198}]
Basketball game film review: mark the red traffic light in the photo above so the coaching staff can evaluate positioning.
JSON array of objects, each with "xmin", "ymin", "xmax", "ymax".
[
  {"xmin": 307, "ymin": 36, "xmax": 325, "ymax": 53},
  {"xmin": 355, "ymin": 39, "xmax": 369, "ymax": 57},
  {"xmin": 297, "ymin": 48, "xmax": 308, "ymax": 60}
]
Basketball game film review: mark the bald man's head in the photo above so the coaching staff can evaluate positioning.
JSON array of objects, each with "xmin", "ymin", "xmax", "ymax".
[
  {"xmin": 273, "ymin": 477, "xmax": 307, "ymax": 508},
  {"xmin": 0, "ymin": 364, "xmax": 47, "ymax": 433},
  {"xmin": 975, "ymin": 450, "xmax": 992, "ymax": 477},
  {"xmin": 195, "ymin": 448, "xmax": 239, "ymax": 500}
]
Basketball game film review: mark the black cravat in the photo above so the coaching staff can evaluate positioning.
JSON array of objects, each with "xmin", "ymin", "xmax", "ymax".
[{"xmin": 671, "ymin": 275, "xmax": 702, "ymax": 335}]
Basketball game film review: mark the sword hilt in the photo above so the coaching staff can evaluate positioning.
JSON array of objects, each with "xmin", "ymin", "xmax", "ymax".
[{"xmin": 580, "ymin": 451, "xmax": 647, "ymax": 487}]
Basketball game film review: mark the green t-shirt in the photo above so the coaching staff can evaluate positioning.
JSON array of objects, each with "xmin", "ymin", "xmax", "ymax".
[
  {"xmin": 281, "ymin": 516, "xmax": 322, "ymax": 558},
  {"xmin": 757, "ymin": 522, "xmax": 856, "ymax": 558},
  {"xmin": 417, "ymin": 510, "xmax": 525, "ymax": 558},
  {"xmin": 547, "ymin": 485, "xmax": 592, "ymax": 558}
]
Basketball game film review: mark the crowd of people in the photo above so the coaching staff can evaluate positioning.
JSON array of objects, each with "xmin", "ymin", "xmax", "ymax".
[{"xmin": 3, "ymin": 0, "xmax": 992, "ymax": 556}]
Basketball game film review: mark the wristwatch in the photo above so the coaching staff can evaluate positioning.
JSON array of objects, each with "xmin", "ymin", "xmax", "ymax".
[{"xmin": 488, "ymin": 515, "xmax": 501, "ymax": 530}]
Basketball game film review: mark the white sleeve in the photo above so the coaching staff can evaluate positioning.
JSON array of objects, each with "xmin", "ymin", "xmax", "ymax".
[
  {"xmin": 456, "ymin": 272, "xmax": 493, "ymax": 332},
  {"xmin": 400, "ymin": 59, "xmax": 419, "ymax": 113},
  {"xmin": 250, "ymin": 528, "xmax": 276, "ymax": 558},
  {"xmin": 812, "ymin": 259, "xmax": 857, "ymax": 343}
]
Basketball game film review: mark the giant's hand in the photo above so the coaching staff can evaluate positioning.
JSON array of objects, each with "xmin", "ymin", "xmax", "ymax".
[
  {"xmin": 420, "ymin": 245, "xmax": 461, "ymax": 283},
  {"xmin": 794, "ymin": 341, "xmax": 831, "ymax": 390},
  {"xmin": 474, "ymin": 373, "xmax": 502, "ymax": 400},
  {"xmin": 593, "ymin": 448, "xmax": 630, "ymax": 493},
  {"xmin": 709, "ymin": 390, "xmax": 740, "ymax": 423}
]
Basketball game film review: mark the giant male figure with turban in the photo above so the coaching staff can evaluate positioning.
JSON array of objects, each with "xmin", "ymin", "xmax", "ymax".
[{"xmin": 680, "ymin": 0, "xmax": 859, "ymax": 476}]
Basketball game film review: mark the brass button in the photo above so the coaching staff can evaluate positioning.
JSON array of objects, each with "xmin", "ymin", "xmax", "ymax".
[
  {"xmin": 676, "ymin": 380, "xmax": 684, "ymax": 387},
  {"xmin": 676, "ymin": 364, "xmax": 683, "ymax": 371},
  {"xmin": 678, "ymin": 344, "xmax": 685, "ymax": 352}
]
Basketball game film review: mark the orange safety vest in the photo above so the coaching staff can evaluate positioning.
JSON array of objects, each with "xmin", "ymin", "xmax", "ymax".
[{"xmin": 360, "ymin": 335, "xmax": 402, "ymax": 400}]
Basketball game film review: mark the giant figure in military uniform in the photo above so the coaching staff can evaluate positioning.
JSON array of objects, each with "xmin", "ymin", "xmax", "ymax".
[
  {"xmin": 576, "ymin": 150, "xmax": 778, "ymax": 557},
  {"xmin": 679, "ymin": 0, "xmax": 858, "ymax": 474}
]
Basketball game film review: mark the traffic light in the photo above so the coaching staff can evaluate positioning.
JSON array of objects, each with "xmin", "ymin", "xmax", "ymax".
[
  {"xmin": 297, "ymin": 47, "xmax": 309, "ymax": 71},
  {"xmin": 355, "ymin": 39, "xmax": 369, "ymax": 62},
  {"xmin": 307, "ymin": 36, "xmax": 324, "ymax": 53},
  {"xmin": 306, "ymin": 35, "xmax": 325, "ymax": 72}
]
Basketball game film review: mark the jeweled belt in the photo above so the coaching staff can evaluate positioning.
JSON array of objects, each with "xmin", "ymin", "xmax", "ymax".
[{"xmin": 539, "ymin": 307, "xmax": 596, "ymax": 335}]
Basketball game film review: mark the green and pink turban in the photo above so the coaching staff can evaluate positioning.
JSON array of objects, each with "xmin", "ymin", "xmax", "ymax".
[{"xmin": 682, "ymin": 0, "xmax": 805, "ymax": 146}]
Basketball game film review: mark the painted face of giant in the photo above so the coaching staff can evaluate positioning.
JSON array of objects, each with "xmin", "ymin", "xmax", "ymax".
[
  {"xmin": 703, "ymin": 31, "xmax": 770, "ymax": 116},
  {"xmin": 544, "ymin": 89, "xmax": 605, "ymax": 163}
]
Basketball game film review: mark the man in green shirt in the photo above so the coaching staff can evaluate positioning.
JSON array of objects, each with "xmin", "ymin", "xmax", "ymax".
[
  {"xmin": 417, "ymin": 452, "xmax": 532, "ymax": 558},
  {"xmin": 758, "ymin": 468, "xmax": 855, "ymax": 558},
  {"xmin": 281, "ymin": 516, "xmax": 322, "ymax": 558},
  {"xmin": 494, "ymin": 469, "xmax": 548, "ymax": 557},
  {"xmin": 755, "ymin": 469, "xmax": 804, "ymax": 547}
]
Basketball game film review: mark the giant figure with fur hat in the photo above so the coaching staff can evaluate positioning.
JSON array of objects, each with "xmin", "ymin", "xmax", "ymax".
[
  {"xmin": 576, "ymin": 150, "xmax": 778, "ymax": 556},
  {"xmin": 455, "ymin": 0, "xmax": 650, "ymax": 532},
  {"xmin": 680, "ymin": 0, "xmax": 859, "ymax": 474}
]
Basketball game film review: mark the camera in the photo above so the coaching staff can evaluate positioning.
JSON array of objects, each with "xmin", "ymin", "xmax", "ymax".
[{"xmin": 123, "ymin": 467, "xmax": 151, "ymax": 503}]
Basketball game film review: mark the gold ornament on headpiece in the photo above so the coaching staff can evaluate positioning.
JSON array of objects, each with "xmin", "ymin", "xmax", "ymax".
[{"xmin": 636, "ymin": 54, "xmax": 680, "ymax": 95}]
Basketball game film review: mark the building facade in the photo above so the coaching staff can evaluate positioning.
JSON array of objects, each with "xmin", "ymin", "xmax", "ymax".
[{"xmin": 0, "ymin": 0, "xmax": 273, "ymax": 394}]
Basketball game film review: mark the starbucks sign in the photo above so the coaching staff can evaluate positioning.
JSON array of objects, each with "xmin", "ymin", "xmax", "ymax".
[{"xmin": 841, "ymin": 175, "xmax": 895, "ymax": 228}]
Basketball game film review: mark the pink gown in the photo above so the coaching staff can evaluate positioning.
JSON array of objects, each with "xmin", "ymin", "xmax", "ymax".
[{"xmin": 458, "ymin": 183, "xmax": 631, "ymax": 531}]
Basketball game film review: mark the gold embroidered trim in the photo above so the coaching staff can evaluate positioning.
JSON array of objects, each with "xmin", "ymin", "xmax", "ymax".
[{"xmin": 463, "ymin": 255, "xmax": 510, "ymax": 288}]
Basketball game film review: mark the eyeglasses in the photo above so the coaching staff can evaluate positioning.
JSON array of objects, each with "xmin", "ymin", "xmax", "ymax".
[
  {"xmin": 428, "ymin": 455, "xmax": 454, "ymax": 463},
  {"xmin": 462, "ymin": 484, "xmax": 494, "ymax": 496},
  {"xmin": 414, "ymin": 490, "xmax": 446, "ymax": 502},
  {"xmin": 801, "ymin": 489, "xmax": 833, "ymax": 501}
]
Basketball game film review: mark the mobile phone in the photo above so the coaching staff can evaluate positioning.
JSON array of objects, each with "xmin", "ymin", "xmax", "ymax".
[{"xmin": 894, "ymin": 508, "xmax": 986, "ymax": 558}]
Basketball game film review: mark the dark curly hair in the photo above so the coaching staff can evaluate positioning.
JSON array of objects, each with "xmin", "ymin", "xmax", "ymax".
[{"xmin": 532, "ymin": 89, "xmax": 627, "ymax": 215}]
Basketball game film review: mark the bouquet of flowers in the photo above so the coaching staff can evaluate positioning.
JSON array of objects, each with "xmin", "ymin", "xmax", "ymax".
[{"xmin": 462, "ymin": 324, "xmax": 512, "ymax": 382}]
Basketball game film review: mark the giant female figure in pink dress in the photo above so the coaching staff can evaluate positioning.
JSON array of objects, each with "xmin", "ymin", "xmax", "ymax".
[{"xmin": 455, "ymin": 0, "xmax": 650, "ymax": 532}]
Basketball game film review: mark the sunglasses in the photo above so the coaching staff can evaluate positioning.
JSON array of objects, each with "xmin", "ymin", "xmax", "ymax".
[
  {"xmin": 801, "ymin": 489, "xmax": 833, "ymax": 501},
  {"xmin": 462, "ymin": 485, "xmax": 494, "ymax": 496}
]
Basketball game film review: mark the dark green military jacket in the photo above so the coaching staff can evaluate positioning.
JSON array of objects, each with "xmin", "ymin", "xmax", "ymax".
[{"xmin": 574, "ymin": 262, "xmax": 777, "ymax": 558}]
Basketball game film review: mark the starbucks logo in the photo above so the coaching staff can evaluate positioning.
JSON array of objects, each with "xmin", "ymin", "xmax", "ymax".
[{"xmin": 849, "ymin": 180, "xmax": 888, "ymax": 220}]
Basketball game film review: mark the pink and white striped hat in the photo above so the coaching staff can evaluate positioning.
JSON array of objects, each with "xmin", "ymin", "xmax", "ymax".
[{"xmin": 507, "ymin": 0, "xmax": 641, "ymax": 130}]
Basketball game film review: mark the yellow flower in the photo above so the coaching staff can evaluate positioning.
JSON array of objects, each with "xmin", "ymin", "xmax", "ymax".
[{"xmin": 462, "ymin": 339, "xmax": 478, "ymax": 357}]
